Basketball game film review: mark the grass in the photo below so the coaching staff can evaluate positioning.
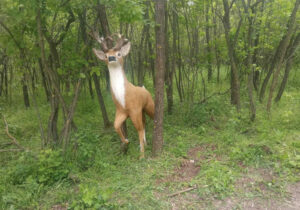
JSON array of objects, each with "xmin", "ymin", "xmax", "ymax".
[{"xmin": 0, "ymin": 70, "xmax": 300, "ymax": 209}]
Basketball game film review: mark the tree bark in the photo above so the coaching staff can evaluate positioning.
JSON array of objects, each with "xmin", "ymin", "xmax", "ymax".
[
  {"xmin": 138, "ymin": 27, "xmax": 146, "ymax": 86},
  {"xmin": 97, "ymin": 0, "xmax": 111, "ymax": 92},
  {"xmin": 222, "ymin": 0, "xmax": 241, "ymax": 111},
  {"xmin": 60, "ymin": 80, "xmax": 82, "ymax": 149},
  {"xmin": 152, "ymin": 0, "xmax": 166, "ymax": 156},
  {"xmin": 242, "ymin": 0, "xmax": 260, "ymax": 121},
  {"xmin": 253, "ymin": 0, "xmax": 264, "ymax": 91},
  {"xmin": 275, "ymin": 33, "xmax": 300, "ymax": 102},
  {"xmin": 38, "ymin": 58, "xmax": 50, "ymax": 101},
  {"xmin": 87, "ymin": 75, "xmax": 94, "ymax": 99},
  {"xmin": 22, "ymin": 75, "xmax": 30, "ymax": 108},
  {"xmin": 266, "ymin": 0, "xmax": 299, "ymax": 112},
  {"xmin": 165, "ymin": 2, "xmax": 173, "ymax": 114},
  {"xmin": 37, "ymin": 7, "xmax": 59, "ymax": 144},
  {"xmin": 206, "ymin": 0, "xmax": 213, "ymax": 81},
  {"xmin": 212, "ymin": 2, "xmax": 221, "ymax": 83},
  {"xmin": 92, "ymin": 73, "xmax": 112, "ymax": 128}
]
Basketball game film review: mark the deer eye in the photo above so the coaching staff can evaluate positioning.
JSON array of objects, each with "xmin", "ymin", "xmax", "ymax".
[{"xmin": 117, "ymin": 52, "xmax": 121, "ymax": 57}]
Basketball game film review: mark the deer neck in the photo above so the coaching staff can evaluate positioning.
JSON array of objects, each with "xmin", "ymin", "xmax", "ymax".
[{"xmin": 107, "ymin": 62, "xmax": 127, "ymax": 108}]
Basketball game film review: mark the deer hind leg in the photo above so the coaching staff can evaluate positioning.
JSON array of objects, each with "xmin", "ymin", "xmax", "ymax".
[
  {"xmin": 144, "ymin": 98, "xmax": 155, "ymax": 119},
  {"xmin": 114, "ymin": 111, "xmax": 129, "ymax": 144},
  {"xmin": 130, "ymin": 111, "xmax": 145, "ymax": 159},
  {"xmin": 142, "ymin": 112, "xmax": 147, "ymax": 146}
]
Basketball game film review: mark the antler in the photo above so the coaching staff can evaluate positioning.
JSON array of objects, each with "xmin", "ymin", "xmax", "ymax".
[
  {"xmin": 113, "ymin": 34, "xmax": 129, "ymax": 50},
  {"xmin": 88, "ymin": 31, "xmax": 109, "ymax": 52}
]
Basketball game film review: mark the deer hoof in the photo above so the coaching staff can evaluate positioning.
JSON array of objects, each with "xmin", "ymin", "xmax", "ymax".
[{"xmin": 120, "ymin": 141, "xmax": 129, "ymax": 154}]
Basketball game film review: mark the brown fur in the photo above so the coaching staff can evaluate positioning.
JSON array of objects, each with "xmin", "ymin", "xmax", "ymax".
[{"xmin": 93, "ymin": 46, "xmax": 154, "ymax": 158}]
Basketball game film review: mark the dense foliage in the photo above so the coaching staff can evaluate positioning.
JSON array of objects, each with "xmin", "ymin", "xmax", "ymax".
[{"xmin": 0, "ymin": 0, "xmax": 299, "ymax": 208}]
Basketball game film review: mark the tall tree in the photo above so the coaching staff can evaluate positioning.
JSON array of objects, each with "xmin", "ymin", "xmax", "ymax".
[
  {"xmin": 275, "ymin": 33, "xmax": 300, "ymax": 102},
  {"xmin": 165, "ymin": 2, "xmax": 174, "ymax": 114},
  {"xmin": 152, "ymin": 0, "xmax": 166, "ymax": 156},
  {"xmin": 266, "ymin": 0, "xmax": 299, "ymax": 112},
  {"xmin": 205, "ymin": 0, "xmax": 213, "ymax": 81},
  {"xmin": 221, "ymin": 0, "xmax": 242, "ymax": 111},
  {"xmin": 259, "ymin": 0, "xmax": 300, "ymax": 104}
]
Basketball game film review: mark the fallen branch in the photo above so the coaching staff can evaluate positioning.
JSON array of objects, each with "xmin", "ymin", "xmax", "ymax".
[
  {"xmin": 3, "ymin": 115, "xmax": 25, "ymax": 150},
  {"xmin": 0, "ymin": 142, "xmax": 13, "ymax": 148},
  {"xmin": 167, "ymin": 186, "xmax": 197, "ymax": 197}
]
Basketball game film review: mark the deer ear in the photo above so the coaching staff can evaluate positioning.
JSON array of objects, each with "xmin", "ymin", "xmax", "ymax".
[
  {"xmin": 93, "ymin": 48, "xmax": 106, "ymax": 61},
  {"xmin": 120, "ymin": 42, "xmax": 131, "ymax": 57}
]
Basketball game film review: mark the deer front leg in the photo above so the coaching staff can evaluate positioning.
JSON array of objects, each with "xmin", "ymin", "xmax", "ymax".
[{"xmin": 114, "ymin": 111, "xmax": 129, "ymax": 144}]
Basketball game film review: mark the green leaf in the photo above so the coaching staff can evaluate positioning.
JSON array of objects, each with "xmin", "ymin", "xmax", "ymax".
[{"xmin": 79, "ymin": 73, "xmax": 86, "ymax": 78}]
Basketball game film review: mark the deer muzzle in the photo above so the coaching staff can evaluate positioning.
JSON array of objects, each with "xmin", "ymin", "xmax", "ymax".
[{"xmin": 108, "ymin": 56, "xmax": 116, "ymax": 62}]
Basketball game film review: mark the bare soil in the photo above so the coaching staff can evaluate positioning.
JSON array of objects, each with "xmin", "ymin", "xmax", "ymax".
[
  {"xmin": 213, "ymin": 182, "xmax": 300, "ymax": 210},
  {"xmin": 156, "ymin": 145, "xmax": 300, "ymax": 210}
]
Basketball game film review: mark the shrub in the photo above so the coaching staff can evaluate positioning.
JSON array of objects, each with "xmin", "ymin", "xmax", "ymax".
[
  {"xmin": 71, "ymin": 183, "xmax": 116, "ymax": 209},
  {"xmin": 70, "ymin": 130, "xmax": 101, "ymax": 170},
  {"xmin": 9, "ymin": 149, "xmax": 69, "ymax": 186}
]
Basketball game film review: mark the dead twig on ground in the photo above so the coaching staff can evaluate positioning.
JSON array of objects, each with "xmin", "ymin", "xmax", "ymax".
[
  {"xmin": 2, "ymin": 115, "xmax": 25, "ymax": 151},
  {"xmin": 167, "ymin": 186, "xmax": 197, "ymax": 197}
]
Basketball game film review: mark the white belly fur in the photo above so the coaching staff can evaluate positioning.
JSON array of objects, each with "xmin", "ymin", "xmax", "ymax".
[{"xmin": 108, "ymin": 64, "xmax": 125, "ymax": 108}]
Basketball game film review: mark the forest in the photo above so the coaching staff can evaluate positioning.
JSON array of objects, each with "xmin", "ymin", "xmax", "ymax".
[{"xmin": 0, "ymin": 0, "xmax": 300, "ymax": 209}]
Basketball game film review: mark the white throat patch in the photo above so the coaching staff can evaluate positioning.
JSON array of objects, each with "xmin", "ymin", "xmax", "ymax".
[{"xmin": 108, "ymin": 63, "xmax": 125, "ymax": 108}]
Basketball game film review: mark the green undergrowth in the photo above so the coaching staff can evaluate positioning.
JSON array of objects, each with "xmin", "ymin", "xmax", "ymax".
[{"xmin": 1, "ymin": 75, "xmax": 300, "ymax": 209}]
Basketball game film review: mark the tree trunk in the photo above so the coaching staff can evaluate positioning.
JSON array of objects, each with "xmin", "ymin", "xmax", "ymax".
[
  {"xmin": 138, "ymin": 1, "xmax": 151, "ymax": 86},
  {"xmin": 22, "ymin": 75, "xmax": 30, "ymax": 108},
  {"xmin": 152, "ymin": 0, "xmax": 166, "ymax": 156},
  {"xmin": 38, "ymin": 58, "xmax": 50, "ymax": 101},
  {"xmin": 97, "ymin": 1, "xmax": 111, "ymax": 92},
  {"xmin": 212, "ymin": 2, "xmax": 221, "ymax": 83},
  {"xmin": 60, "ymin": 80, "xmax": 82, "ymax": 149},
  {"xmin": 37, "ymin": 6, "xmax": 59, "ymax": 144},
  {"xmin": 165, "ymin": 2, "xmax": 173, "ymax": 114},
  {"xmin": 87, "ymin": 75, "xmax": 94, "ymax": 99},
  {"xmin": 206, "ymin": 0, "xmax": 213, "ymax": 81},
  {"xmin": 222, "ymin": 0, "xmax": 241, "ymax": 111},
  {"xmin": 242, "ymin": 0, "xmax": 262, "ymax": 121},
  {"xmin": 93, "ymin": 73, "xmax": 111, "ymax": 128},
  {"xmin": 253, "ymin": 1, "xmax": 264, "ymax": 91},
  {"xmin": 138, "ymin": 27, "xmax": 146, "ymax": 86},
  {"xmin": 173, "ymin": 4, "xmax": 183, "ymax": 102},
  {"xmin": 0, "ymin": 69, "xmax": 3, "ymax": 97},
  {"xmin": 260, "ymin": 0, "xmax": 299, "ymax": 104},
  {"xmin": 275, "ymin": 33, "xmax": 300, "ymax": 102},
  {"xmin": 4, "ymin": 62, "xmax": 8, "ymax": 99},
  {"xmin": 266, "ymin": 0, "xmax": 299, "ymax": 112},
  {"xmin": 246, "ymin": 15, "xmax": 255, "ymax": 121},
  {"xmin": 148, "ymin": 30, "xmax": 156, "ymax": 86}
]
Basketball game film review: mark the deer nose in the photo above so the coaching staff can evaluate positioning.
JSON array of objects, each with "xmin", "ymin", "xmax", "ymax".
[{"xmin": 108, "ymin": 56, "xmax": 116, "ymax": 62}]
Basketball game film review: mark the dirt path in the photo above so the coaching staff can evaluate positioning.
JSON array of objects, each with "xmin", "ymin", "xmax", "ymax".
[
  {"xmin": 213, "ymin": 182, "xmax": 300, "ymax": 210},
  {"xmin": 280, "ymin": 182, "xmax": 300, "ymax": 210},
  {"xmin": 166, "ymin": 176, "xmax": 300, "ymax": 210},
  {"xmin": 158, "ymin": 144, "xmax": 300, "ymax": 210}
]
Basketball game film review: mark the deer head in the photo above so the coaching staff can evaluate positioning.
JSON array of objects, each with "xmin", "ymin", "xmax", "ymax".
[{"xmin": 90, "ymin": 32, "xmax": 131, "ymax": 66}]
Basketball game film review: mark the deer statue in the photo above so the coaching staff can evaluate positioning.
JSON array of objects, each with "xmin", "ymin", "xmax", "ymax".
[{"xmin": 90, "ymin": 32, "xmax": 154, "ymax": 159}]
